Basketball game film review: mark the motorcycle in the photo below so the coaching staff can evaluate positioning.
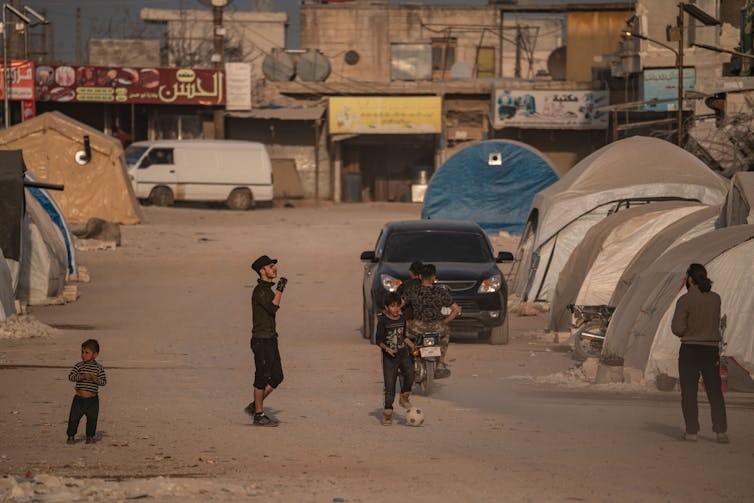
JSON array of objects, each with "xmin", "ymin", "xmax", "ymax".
[
  {"xmin": 411, "ymin": 331, "xmax": 442, "ymax": 395},
  {"xmin": 567, "ymin": 304, "xmax": 615, "ymax": 360}
]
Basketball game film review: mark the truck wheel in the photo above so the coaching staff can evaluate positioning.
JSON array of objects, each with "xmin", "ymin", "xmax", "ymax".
[
  {"xmin": 227, "ymin": 188, "xmax": 254, "ymax": 210},
  {"xmin": 149, "ymin": 186, "xmax": 174, "ymax": 207},
  {"xmin": 488, "ymin": 320, "xmax": 509, "ymax": 345}
]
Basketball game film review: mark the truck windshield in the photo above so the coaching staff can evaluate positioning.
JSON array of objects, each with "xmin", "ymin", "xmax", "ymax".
[
  {"xmin": 124, "ymin": 146, "xmax": 149, "ymax": 166},
  {"xmin": 384, "ymin": 231, "xmax": 492, "ymax": 263}
]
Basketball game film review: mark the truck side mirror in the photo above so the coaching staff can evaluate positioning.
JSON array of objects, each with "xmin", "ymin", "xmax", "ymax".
[
  {"xmin": 360, "ymin": 251, "xmax": 376, "ymax": 261},
  {"xmin": 496, "ymin": 251, "xmax": 514, "ymax": 263}
]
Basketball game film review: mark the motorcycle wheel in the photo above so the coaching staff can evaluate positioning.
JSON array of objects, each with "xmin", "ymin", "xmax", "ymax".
[
  {"xmin": 573, "ymin": 323, "xmax": 603, "ymax": 361},
  {"xmin": 421, "ymin": 360, "xmax": 435, "ymax": 395}
]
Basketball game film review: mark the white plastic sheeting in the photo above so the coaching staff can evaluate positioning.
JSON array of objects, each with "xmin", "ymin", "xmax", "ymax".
[
  {"xmin": 647, "ymin": 239, "xmax": 754, "ymax": 379},
  {"xmin": 576, "ymin": 205, "xmax": 706, "ymax": 306},
  {"xmin": 717, "ymin": 172, "xmax": 754, "ymax": 227},
  {"xmin": 15, "ymin": 191, "xmax": 68, "ymax": 305}
]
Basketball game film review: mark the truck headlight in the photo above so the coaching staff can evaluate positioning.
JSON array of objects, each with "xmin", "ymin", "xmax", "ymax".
[
  {"xmin": 380, "ymin": 274, "xmax": 402, "ymax": 292},
  {"xmin": 478, "ymin": 274, "xmax": 501, "ymax": 293}
]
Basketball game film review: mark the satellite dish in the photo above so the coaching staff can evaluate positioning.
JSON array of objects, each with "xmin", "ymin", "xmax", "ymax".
[
  {"xmin": 547, "ymin": 46, "xmax": 567, "ymax": 81},
  {"xmin": 197, "ymin": 0, "xmax": 234, "ymax": 8}
]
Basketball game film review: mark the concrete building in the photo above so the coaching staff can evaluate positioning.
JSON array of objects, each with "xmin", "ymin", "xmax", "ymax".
[{"xmin": 270, "ymin": 1, "xmax": 632, "ymax": 202}]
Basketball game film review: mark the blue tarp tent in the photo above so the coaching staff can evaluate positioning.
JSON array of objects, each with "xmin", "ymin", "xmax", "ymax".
[{"xmin": 421, "ymin": 140, "xmax": 559, "ymax": 234}]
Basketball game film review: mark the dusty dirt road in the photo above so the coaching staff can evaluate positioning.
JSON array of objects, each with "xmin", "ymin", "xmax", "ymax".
[{"xmin": 1, "ymin": 203, "xmax": 753, "ymax": 502}]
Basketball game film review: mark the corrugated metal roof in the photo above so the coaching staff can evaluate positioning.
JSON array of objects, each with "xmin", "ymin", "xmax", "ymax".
[{"xmin": 226, "ymin": 107, "xmax": 325, "ymax": 120}]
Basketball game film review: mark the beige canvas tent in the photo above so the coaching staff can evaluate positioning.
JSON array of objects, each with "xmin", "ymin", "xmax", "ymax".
[
  {"xmin": 547, "ymin": 201, "xmax": 716, "ymax": 332},
  {"xmin": 0, "ymin": 112, "xmax": 141, "ymax": 224},
  {"xmin": 513, "ymin": 136, "xmax": 727, "ymax": 303},
  {"xmin": 717, "ymin": 171, "xmax": 754, "ymax": 228},
  {"xmin": 601, "ymin": 225, "xmax": 754, "ymax": 382}
]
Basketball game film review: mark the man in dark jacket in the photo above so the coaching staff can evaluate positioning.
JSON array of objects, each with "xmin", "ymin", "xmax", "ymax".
[{"xmin": 245, "ymin": 255, "xmax": 287, "ymax": 427}]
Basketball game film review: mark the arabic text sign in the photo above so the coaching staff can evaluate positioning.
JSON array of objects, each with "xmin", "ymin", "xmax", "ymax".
[
  {"xmin": 0, "ymin": 60, "xmax": 36, "ymax": 100},
  {"xmin": 492, "ymin": 90, "xmax": 609, "ymax": 129},
  {"xmin": 642, "ymin": 67, "xmax": 695, "ymax": 111},
  {"xmin": 34, "ymin": 65, "xmax": 225, "ymax": 105},
  {"xmin": 329, "ymin": 96, "xmax": 442, "ymax": 134}
]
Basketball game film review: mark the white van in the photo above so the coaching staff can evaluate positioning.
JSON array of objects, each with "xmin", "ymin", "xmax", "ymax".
[{"xmin": 124, "ymin": 140, "xmax": 273, "ymax": 209}]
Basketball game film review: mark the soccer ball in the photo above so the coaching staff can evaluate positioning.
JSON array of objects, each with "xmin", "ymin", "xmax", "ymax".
[{"xmin": 405, "ymin": 407, "xmax": 424, "ymax": 427}]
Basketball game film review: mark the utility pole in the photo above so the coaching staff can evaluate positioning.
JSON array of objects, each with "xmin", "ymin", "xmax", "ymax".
[
  {"xmin": 211, "ymin": 2, "xmax": 226, "ymax": 139},
  {"xmin": 75, "ymin": 7, "xmax": 81, "ymax": 64},
  {"xmin": 676, "ymin": 3, "xmax": 684, "ymax": 147}
]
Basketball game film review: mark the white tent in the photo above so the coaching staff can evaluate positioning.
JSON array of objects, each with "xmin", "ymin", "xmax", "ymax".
[
  {"xmin": 15, "ymin": 189, "xmax": 68, "ymax": 305},
  {"xmin": 547, "ymin": 202, "xmax": 717, "ymax": 332},
  {"xmin": 716, "ymin": 171, "xmax": 754, "ymax": 227},
  {"xmin": 514, "ymin": 136, "xmax": 727, "ymax": 303},
  {"xmin": 602, "ymin": 225, "xmax": 754, "ymax": 382}
]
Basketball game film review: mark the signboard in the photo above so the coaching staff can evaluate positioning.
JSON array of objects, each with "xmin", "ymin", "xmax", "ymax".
[
  {"xmin": 34, "ymin": 65, "xmax": 225, "ymax": 105},
  {"xmin": 0, "ymin": 60, "xmax": 36, "ymax": 100},
  {"xmin": 492, "ymin": 89, "xmax": 610, "ymax": 129},
  {"xmin": 328, "ymin": 96, "xmax": 442, "ymax": 134},
  {"xmin": 642, "ymin": 67, "xmax": 695, "ymax": 111},
  {"xmin": 225, "ymin": 62, "xmax": 252, "ymax": 111},
  {"xmin": 492, "ymin": 90, "xmax": 609, "ymax": 129}
]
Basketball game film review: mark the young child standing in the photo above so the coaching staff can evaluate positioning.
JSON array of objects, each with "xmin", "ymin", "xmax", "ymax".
[
  {"xmin": 375, "ymin": 292, "xmax": 415, "ymax": 426},
  {"xmin": 66, "ymin": 339, "xmax": 107, "ymax": 444}
]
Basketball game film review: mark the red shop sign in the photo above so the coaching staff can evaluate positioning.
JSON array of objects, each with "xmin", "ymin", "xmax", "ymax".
[
  {"xmin": 35, "ymin": 65, "xmax": 225, "ymax": 106},
  {"xmin": 0, "ymin": 60, "xmax": 36, "ymax": 100}
]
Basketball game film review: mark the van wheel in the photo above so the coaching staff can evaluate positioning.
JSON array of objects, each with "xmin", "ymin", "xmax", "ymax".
[
  {"xmin": 227, "ymin": 188, "xmax": 254, "ymax": 210},
  {"xmin": 149, "ymin": 186, "xmax": 174, "ymax": 207}
]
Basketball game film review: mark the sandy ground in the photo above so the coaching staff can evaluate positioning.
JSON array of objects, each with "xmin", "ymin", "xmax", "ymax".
[{"xmin": 1, "ymin": 203, "xmax": 753, "ymax": 502}]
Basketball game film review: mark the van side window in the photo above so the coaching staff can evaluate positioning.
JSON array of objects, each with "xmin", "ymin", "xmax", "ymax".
[{"xmin": 141, "ymin": 148, "xmax": 174, "ymax": 168}]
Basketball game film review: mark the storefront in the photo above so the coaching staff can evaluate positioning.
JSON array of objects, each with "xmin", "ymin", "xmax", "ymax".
[
  {"xmin": 328, "ymin": 96, "xmax": 442, "ymax": 202},
  {"xmin": 28, "ymin": 63, "xmax": 225, "ymax": 144}
]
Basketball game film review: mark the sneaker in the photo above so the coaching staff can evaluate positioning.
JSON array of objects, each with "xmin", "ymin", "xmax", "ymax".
[
  {"xmin": 244, "ymin": 401, "xmax": 256, "ymax": 417},
  {"xmin": 66, "ymin": 436, "xmax": 75, "ymax": 445},
  {"xmin": 679, "ymin": 433, "xmax": 698, "ymax": 442},
  {"xmin": 716, "ymin": 433, "xmax": 730, "ymax": 444},
  {"xmin": 253, "ymin": 413, "xmax": 279, "ymax": 427},
  {"xmin": 85, "ymin": 437, "xmax": 96, "ymax": 444}
]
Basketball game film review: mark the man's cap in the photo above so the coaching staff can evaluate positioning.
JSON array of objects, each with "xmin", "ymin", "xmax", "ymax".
[{"xmin": 251, "ymin": 255, "xmax": 277, "ymax": 273}]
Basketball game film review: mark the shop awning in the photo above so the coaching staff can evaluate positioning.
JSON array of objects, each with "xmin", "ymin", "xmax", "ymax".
[{"xmin": 226, "ymin": 106, "xmax": 325, "ymax": 121}]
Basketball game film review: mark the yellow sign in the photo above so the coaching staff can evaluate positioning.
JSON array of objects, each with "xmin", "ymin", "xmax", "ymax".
[{"xmin": 329, "ymin": 96, "xmax": 442, "ymax": 134}]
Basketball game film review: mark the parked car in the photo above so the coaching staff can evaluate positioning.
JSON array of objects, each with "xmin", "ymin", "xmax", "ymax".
[
  {"xmin": 360, "ymin": 220, "xmax": 514, "ymax": 345},
  {"xmin": 124, "ymin": 140, "xmax": 273, "ymax": 209}
]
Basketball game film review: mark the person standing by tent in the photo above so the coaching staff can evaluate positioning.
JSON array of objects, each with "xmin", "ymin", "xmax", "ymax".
[
  {"xmin": 671, "ymin": 263, "xmax": 729, "ymax": 443},
  {"xmin": 244, "ymin": 255, "xmax": 287, "ymax": 427}
]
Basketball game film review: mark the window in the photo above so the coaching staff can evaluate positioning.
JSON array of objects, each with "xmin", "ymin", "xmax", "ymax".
[
  {"xmin": 391, "ymin": 43, "xmax": 432, "ymax": 81},
  {"xmin": 477, "ymin": 47, "xmax": 495, "ymax": 78},
  {"xmin": 432, "ymin": 37, "xmax": 457, "ymax": 80},
  {"xmin": 141, "ymin": 148, "xmax": 174, "ymax": 168}
]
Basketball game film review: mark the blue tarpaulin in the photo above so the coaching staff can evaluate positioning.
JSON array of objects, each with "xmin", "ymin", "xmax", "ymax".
[{"xmin": 421, "ymin": 140, "xmax": 559, "ymax": 234}]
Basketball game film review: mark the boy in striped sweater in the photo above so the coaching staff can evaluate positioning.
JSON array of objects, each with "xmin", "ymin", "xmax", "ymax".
[{"xmin": 66, "ymin": 339, "xmax": 107, "ymax": 444}]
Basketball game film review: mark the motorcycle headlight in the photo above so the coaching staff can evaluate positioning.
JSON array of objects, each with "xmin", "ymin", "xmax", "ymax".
[
  {"xmin": 380, "ymin": 274, "xmax": 402, "ymax": 292},
  {"xmin": 478, "ymin": 273, "xmax": 502, "ymax": 293},
  {"xmin": 424, "ymin": 337, "xmax": 435, "ymax": 346}
]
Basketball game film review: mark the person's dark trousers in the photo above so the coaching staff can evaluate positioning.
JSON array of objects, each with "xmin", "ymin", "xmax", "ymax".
[
  {"xmin": 383, "ymin": 349, "xmax": 414, "ymax": 409},
  {"xmin": 679, "ymin": 344, "xmax": 727, "ymax": 434},
  {"xmin": 66, "ymin": 395, "xmax": 100, "ymax": 438}
]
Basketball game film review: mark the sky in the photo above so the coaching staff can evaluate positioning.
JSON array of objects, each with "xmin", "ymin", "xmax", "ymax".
[{"xmin": 26, "ymin": 0, "xmax": 616, "ymax": 64}]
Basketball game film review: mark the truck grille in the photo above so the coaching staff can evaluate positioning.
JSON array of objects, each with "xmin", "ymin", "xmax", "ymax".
[{"xmin": 437, "ymin": 280, "xmax": 477, "ymax": 292}]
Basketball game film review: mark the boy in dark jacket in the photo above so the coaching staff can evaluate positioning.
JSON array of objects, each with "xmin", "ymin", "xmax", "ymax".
[{"xmin": 376, "ymin": 292, "xmax": 415, "ymax": 425}]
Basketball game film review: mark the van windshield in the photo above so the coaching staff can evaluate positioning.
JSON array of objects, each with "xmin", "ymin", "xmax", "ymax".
[{"xmin": 125, "ymin": 146, "xmax": 149, "ymax": 166}]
